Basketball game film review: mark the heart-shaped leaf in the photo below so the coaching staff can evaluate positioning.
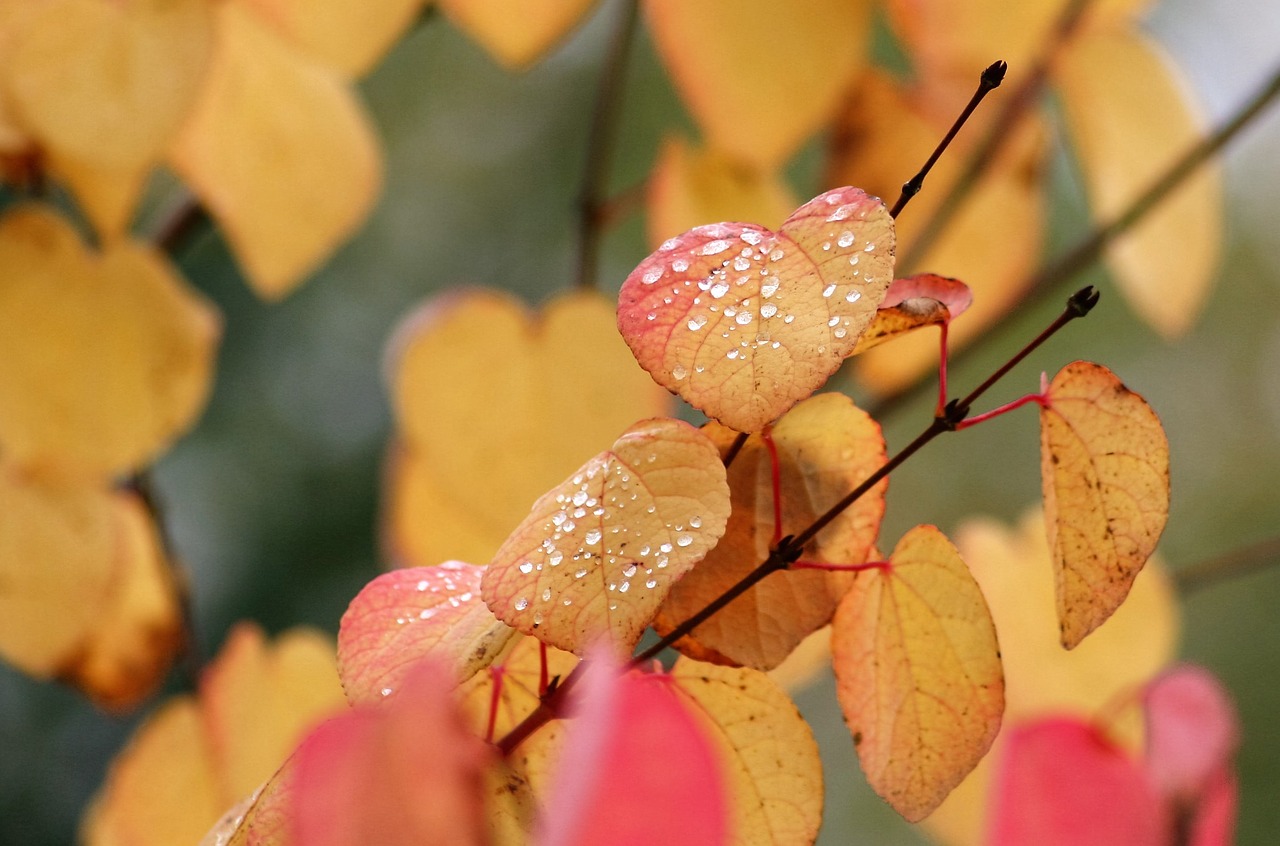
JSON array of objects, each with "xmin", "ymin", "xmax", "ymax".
[
  {"xmin": 338, "ymin": 561, "xmax": 516, "ymax": 705},
  {"xmin": 1040, "ymin": 361, "xmax": 1169, "ymax": 648},
  {"xmin": 481, "ymin": 418, "xmax": 730, "ymax": 657},
  {"xmin": 619, "ymin": 186, "xmax": 895, "ymax": 433}
]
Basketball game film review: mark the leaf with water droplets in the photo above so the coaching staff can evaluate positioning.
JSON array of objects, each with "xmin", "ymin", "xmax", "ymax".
[
  {"xmin": 656, "ymin": 392, "xmax": 886, "ymax": 670},
  {"xmin": 619, "ymin": 186, "xmax": 895, "ymax": 433},
  {"xmin": 669, "ymin": 658, "xmax": 823, "ymax": 846},
  {"xmin": 481, "ymin": 418, "xmax": 730, "ymax": 657},
  {"xmin": 644, "ymin": 0, "xmax": 873, "ymax": 168},
  {"xmin": 832, "ymin": 525, "xmax": 1004, "ymax": 822},
  {"xmin": 1040, "ymin": 361, "xmax": 1169, "ymax": 649},
  {"xmin": 387, "ymin": 288, "xmax": 671, "ymax": 568},
  {"xmin": 436, "ymin": 0, "xmax": 597, "ymax": 68},
  {"xmin": 850, "ymin": 273, "xmax": 972, "ymax": 355},
  {"xmin": 338, "ymin": 561, "xmax": 517, "ymax": 706}
]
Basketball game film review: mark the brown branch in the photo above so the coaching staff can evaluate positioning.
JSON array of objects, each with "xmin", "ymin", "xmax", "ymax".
[{"xmin": 1176, "ymin": 536, "xmax": 1280, "ymax": 597}]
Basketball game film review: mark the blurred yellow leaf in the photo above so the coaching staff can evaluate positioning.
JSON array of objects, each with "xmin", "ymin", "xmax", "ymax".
[
  {"xmin": 85, "ymin": 623, "xmax": 346, "ymax": 846},
  {"xmin": 238, "ymin": 0, "xmax": 428, "ymax": 77},
  {"xmin": 481, "ymin": 418, "xmax": 730, "ymax": 657},
  {"xmin": 1055, "ymin": 28, "xmax": 1222, "ymax": 337},
  {"xmin": 670, "ymin": 658, "xmax": 823, "ymax": 845},
  {"xmin": 0, "ymin": 206, "xmax": 220, "ymax": 479},
  {"xmin": 437, "ymin": 0, "xmax": 598, "ymax": 68},
  {"xmin": 832, "ymin": 525, "xmax": 1004, "ymax": 822},
  {"xmin": 921, "ymin": 510, "xmax": 1177, "ymax": 845},
  {"xmin": 657, "ymin": 393, "xmax": 886, "ymax": 670},
  {"xmin": 1040, "ymin": 361, "xmax": 1170, "ymax": 649},
  {"xmin": 170, "ymin": 2, "xmax": 382, "ymax": 299},
  {"xmin": 644, "ymin": 0, "xmax": 873, "ymax": 168},
  {"xmin": 5, "ymin": 0, "xmax": 212, "ymax": 170},
  {"xmin": 386, "ymin": 288, "xmax": 670, "ymax": 567},
  {"xmin": 46, "ymin": 152, "xmax": 148, "ymax": 242},
  {"xmin": 646, "ymin": 136, "xmax": 797, "ymax": 249}
]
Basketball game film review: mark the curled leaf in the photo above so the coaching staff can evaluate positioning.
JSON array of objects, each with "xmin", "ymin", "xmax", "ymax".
[
  {"xmin": 481, "ymin": 418, "xmax": 730, "ymax": 656},
  {"xmin": 1040, "ymin": 361, "xmax": 1169, "ymax": 648},
  {"xmin": 850, "ymin": 273, "xmax": 972, "ymax": 355},
  {"xmin": 832, "ymin": 525, "xmax": 1004, "ymax": 821},
  {"xmin": 338, "ymin": 561, "xmax": 516, "ymax": 705},
  {"xmin": 619, "ymin": 186, "xmax": 895, "ymax": 433}
]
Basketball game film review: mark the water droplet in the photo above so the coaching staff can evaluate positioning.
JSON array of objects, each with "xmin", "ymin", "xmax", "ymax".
[
  {"xmin": 740, "ymin": 230, "xmax": 763, "ymax": 245},
  {"xmin": 864, "ymin": 243, "xmax": 876, "ymax": 252},
  {"xmin": 821, "ymin": 241, "xmax": 831, "ymax": 251},
  {"xmin": 834, "ymin": 327, "xmax": 847, "ymax": 338},
  {"xmin": 761, "ymin": 280, "xmax": 779, "ymax": 298},
  {"xmin": 549, "ymin": 553, "xmax": 563, "ymax": 566},
  {"xmin": 542, "ymin": 588, "xmax": 551, "ymax": 601},
  {"xmin": 660, "ymin": 542, "xmax": 674, "ymax": 554},
  {"xmin": 702, "ymin": 239, "xmax": 731, "ymax": 256},
  {"xmin": 760, "ymin": 303, "xmax": 777, "ymax": 319},
  {"xmin": 519, "ymin": 561, "xmax": 533, "ymax": 574},
  {"xmin": 710, "ymin": 282, "xmax": 730, "ymax": 298},
  {"xmin": 676, "ymin": 534, "xmax": 693, "ymax": 547},
  {"xmin": 837, "ymin": 231, "xmax": 854, "ymax": 248},
  {"xmin": 822, "ymin": 283, "xmax": 837, "ymax": 298},
  {"xmin": 532, "ymin": 611, "xmax": 543, "ymax": 625},
  {"xmin": 575, "ymin": 568, "xmax": 587, "ymax": 578},
  {"xmin": 572, "ymin": 490, "xmax": 588, "ymax": 506},
  {"xmin": 672, "ymin": 258, "xmax": 689, "ymax": 271},
  {"xmin": 380, "ymin": 687, "xmax": 393, "ymax": 697},
  {"xmin": 642, "ymin": 268, "xmax": 662, "ymax": 284},
  {"xmin": 585, "ymin": 529, "xmax": 602, "ymax": 545},
  {"xmin": 687, "ymin": 315, "xmax": 707, "ymax": 331},
  {"xmin": 515, "ymin": 597, "xmax": 529, "ymax": 611},
  {"xmin": 618, "ymin": 582, "xmax": 630, "ymax": 593},
  {"xmin": 563, "ymin": 597, "xmax": 573, "ymax": 606},
  {"xmin": 646, "ymin": 578, "xmax": 658, "ymax": 589},
  {"xmin": 672, "ymin": 364, "xmax": 688, "ymax": 380},
  {"xmin": 690, "ymin": 516, "xmax": 702, "ymax": 528},
  {"xmin": 845, "ymin": 290, "xmax": 861, "ymax": 303},
  {"xmin": 660, "ymin": 238, "xmax": 678, "ymax": 251},
  {"xmin": 623, "ymin": 563, "xmax": 637, "ymax": 578},
  {"xmin": 726, "ymin": 349, "xmax": 739, "ymax": 359},
  {"xmin": 783, "ymin": 314, "xmax": 795, "ymax": 324},
  {"xmin": 828, "ymin": 316, "xmax": 841, "ymax": 327},
  {"xmin": 735, "ymin": 311, "xmax": 752, "ymax": 325}
]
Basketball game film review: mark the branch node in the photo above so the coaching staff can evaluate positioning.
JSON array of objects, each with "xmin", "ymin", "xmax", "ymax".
[
  {"xmin": 1067, "ymin": 285, "xmax": 1101, "ymax": 317},
  {"xmin": 774, "ymin": 535, "xmax": 804, "ymax": 565},
  {"xmin": 940, "ymin": 399, "xmax": 970, "ymax": 430}
]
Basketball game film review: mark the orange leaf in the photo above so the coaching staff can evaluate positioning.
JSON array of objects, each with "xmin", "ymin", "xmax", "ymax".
[
  {"xmin": 1055, "ymin": 29, "xmax": 1222, "ymax": 337},
  {"xmin": 337, "ymin": 561, "xmax": 517, "ymax": 705},
  {"xmin": 619, "ymin": 186, "xmax": 895, "ymax": 433},
  {"xmin": 386, "ymin": 288, "xmax": 670, "ymax": 568},
  {"xmin": 6, "ymin": 0, "xmax": 212, "ymax": 170},
  {"xmin": 47, "ymin": 151, "xmax": 148, "ymax": 242},
  {"xmin": 644, "ymin": 0, "xmax": 873, "ymax": 168},
  {"xmin": 656, "ymin": 392, "xmax": 886, "ymax": 670},
  {"xmin": 237, "ymin": 0, "xmax": 428, "ymax": 77},
  {"xmin": 1040, "ymin": 361, "xmax": 1170, "ymax": 648},
  {"xmin": 169, "ymin": 2, "xmax": 382, "ymax": 299},
  {"xmin": 482, "ymin": 418, "xmax": 730, "ymax": 657},
  {"xmin": 669, "ymin": 658, "xmax": 823, "ymax": 846},
  {"xmin": 851, "ymin": 273, "xmax": 972, "ymax": 355},
  {"xmin": 832, "ymin": 525, "xmax": 1004, "ymax": 821},
  {"xmin": 646, "ymin": 136, "xmax": 797, "ymax": 249},
  {"xmin": 0, "ymin": 206, "xmax": 220, "ymax": 478},
  {"xmin": 437, "ymin": 0, "xmax": 598, "ymax": 69}
]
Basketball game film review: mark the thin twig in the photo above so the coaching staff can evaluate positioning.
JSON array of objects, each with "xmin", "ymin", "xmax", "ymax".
[
  {"xmin": 150, "ymin": 189, "xmax": 209, "ymax": 257},
  {"xmin": 1176, "ymin": 536, "xmax": 1280, "ymax": 596}
]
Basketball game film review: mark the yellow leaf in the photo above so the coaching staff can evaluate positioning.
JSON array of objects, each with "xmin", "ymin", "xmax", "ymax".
[
  {"xmin": 0, "ymin": 206, "xmax": 220, "ymax": 478},
  {"xmin": 921, "ymin": 510, "xmax": 1177, "ymax": 846},
  {"xmin": 1055, "ymin": 28, "xmax": 1222, "ymax": 337},
  {"xmin": 656, "ymin": 393, "xmax": 886, "ymax": 670},
  {"xmin": 237, "ymin": 0, "xmax": 427, "ymax": 77},
  {"xmin": 481, "ymin": 418, "xmax": 731, "ymax": 657},
  {"xmin": 670, "ymin": 658, "xmax": 823, "ymax": 845},
  {"xmin": 832, "ymin": 525, "xmax": 1004, "ymax": 822},
  {"xmin": 5, "ymin": 0, "xmax": 211, "ymax": 170},
  {"xmin": 646, "ymin": 136, "xmax": 797, "ymax": 249},
  {"xmin": 47, "ymin": 152, "xmax": 149, "ymax": 242},
  {"xmin": 169, "ymin": 2, "xmax": 382, "ymax": 299},
  {"xmin": 1040, "ymin": 361, "xmax": 1170, "ymax": 648},
  {"xmin": 644, "ymin": 0, "xmax": 874, "ymax": 168},
  {"xmin": 0, "ymin": 468, "xmax": 117, "ymax": 680},
  {"xmin": 437, "ymin": 0, "xmax": 598, "ymax": 69},
  {"xmin": 61, "ymin": 491, "xmax": 184, "ymax": 713},
  {"xmin": 387, "ymin": 288, "xmax": 670, "ymax": 567}
]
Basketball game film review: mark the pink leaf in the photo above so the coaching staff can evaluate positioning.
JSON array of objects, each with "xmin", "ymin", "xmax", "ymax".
[{"xmin": 1143, "ymin": 665, "xmax": 1240, "ymax": 803}]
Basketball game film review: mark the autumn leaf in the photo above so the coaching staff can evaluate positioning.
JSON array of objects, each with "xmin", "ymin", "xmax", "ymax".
[
  {"xmin": 337, "ymin": 561, "xmax": 516, "ymax": 705},
  {"xmin": 669, "ymin": 658, "xmax": 823, "ymax": 846},
  {"xmin": 618, "ymin": 186, "xmax": 895, "ymax": 433},
  {"xmin": 437, "ymin": 0, "xmax": 599, "ymax": 69},
  {"xmin": 1040, "ymin": 361, "xmax": 1170, "ymax": 648},
  {"xmin": 238, "ymin": 0, "xmax": 428, "ymax": 77},
  {"xmin": 656, "ymin": 392, "xmax": 887, "ymax": 670},
  {"xmin": 0, "ymin": 206, "xmax": 220, "ymax": 479},
  {"xmin": 850, "ymin": 273, "xmax": 973, "ymax": 355},
  {"xmin": 832, "ymin": 525, "xmax": 1003, "ymax": 821},
  {"xmin": 1143, "ymin": 665, "xmax": 1240, "ymax": 807},
  {"xmin": 386, "ymin": 288, "xmax": 670, "ymax": 568},
  {"xmin": 644, "ymin": 0, "xmax": 873, "ymax": 168},
  {"xmin": 481, "ymin": 418, "xmax": 730, "ymax": 657},
  {"xmin": 169, "ymin": 2, "xmax": 382, "ymax": 299}
]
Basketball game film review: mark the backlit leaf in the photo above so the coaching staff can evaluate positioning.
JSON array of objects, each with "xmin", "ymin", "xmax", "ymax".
[
  {"xmin": 832, "ymin": 525, "xmax": 1004, "ymax": 821},
  {"xmin": 6, "ymin": 0, "xmax": 212, "ymax": 170},
  {"xmin": 338, "ymin": 561, "xmax": 517, "ymax": 705},
  {"xmin": 238, "ymin": 0, "xmax": 427, "ymax": 77},
  {"xmin": 290, "ymin": 659, "xmax": 491, "ymax": 846},
  {"xmin": 656, "ymin": 392, "xmax": 886, "ymax": 670},
  {"xmin": 387, "ymin": 288, "xmax": 670, "ymax": 568},
  {"xmin": 0, "ymin": 206, "xmax": 220, "ymax": 478},
  {"xmin": 1055, "ymin": 29, "xmax": 1222, "ymax": 337},
  {"xmin": 538, "ymin": 656, "xmax": 730, "ymax": 846},
  {"xmin": 169, "ymin": 2, "xmax": 382, "ymax": 299},
  {"xmin": 670, "ymin": 658, "xmax": 823, "ymax": 846},
  {"xmin": 482, "ymin": 418, "xmax": 730, "ymax": 657},
  {"xmin": 437, "ymin": 0, "xmax": 598, "ymax": 68},
  {"xmin": 850, "ymin": 274, "xmax": 973, "ymax": 355},
  {"xmin": 1040, "ymin": 361, "xmax": 1169, "ymax": 648},
  {"xmin": 619, "ymin": 186, "xmax": 894, "ymax": 433},
  {"xmin": 646, "ymin": 136, "xmax": 797, "ymax": 249},
  {"xmin": 644, "ymin": 0, "xmax": 873, "ymax": 168}
]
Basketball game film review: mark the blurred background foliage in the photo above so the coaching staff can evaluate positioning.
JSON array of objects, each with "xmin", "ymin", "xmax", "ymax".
[{"xmin": 2, "ymin": 0, "xmax": 1279, "ymax": 842}]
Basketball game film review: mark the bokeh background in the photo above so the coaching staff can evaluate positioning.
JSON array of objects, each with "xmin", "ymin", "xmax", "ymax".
[{"xmin": 2, "ymin": 0, "xmax": 1279, "ymax": 842}]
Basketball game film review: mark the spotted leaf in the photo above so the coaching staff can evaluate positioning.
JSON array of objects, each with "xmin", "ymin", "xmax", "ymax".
[{"xmin": 619, "ymin": 186, "xmax": 894, "ymax": 433}]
